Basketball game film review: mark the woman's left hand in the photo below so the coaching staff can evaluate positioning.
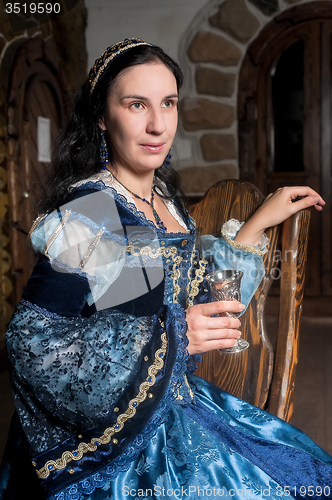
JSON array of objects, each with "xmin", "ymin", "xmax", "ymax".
[{"xmin": 234, "ymin": 186, "xmax": 325, "ymax": 247}]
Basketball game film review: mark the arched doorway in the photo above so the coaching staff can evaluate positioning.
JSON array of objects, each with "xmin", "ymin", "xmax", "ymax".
[
  {"xmin": 7, "ymin": 38, "xmax": 69, "ymax": 304},
  {"xmin": 239, "ymin": 3, "xmax": 332, "ymax": 304}
]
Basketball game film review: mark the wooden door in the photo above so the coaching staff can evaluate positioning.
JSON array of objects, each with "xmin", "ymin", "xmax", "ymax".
[
  {"xmin": 7, "ymin": 39, "xmax": 68, "ymax": 304},
  {"xmin": 239, "ymin": 7, "xmax": 332, "ymax": 301},
  {"xmin": 256, "ymin": 22, "xmax": 321, "ymax": 297}
]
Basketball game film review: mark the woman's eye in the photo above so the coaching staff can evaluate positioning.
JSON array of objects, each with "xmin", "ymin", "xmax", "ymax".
[
  {"xmin": 131, "ymin": 102, "xmax": 143, "ymax": 110},
  {"xmin": 162, "ymin": 101, "xmax": 174, "ymax": 108}
]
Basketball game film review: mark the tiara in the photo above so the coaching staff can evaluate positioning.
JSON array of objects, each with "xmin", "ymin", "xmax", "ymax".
[{"xmin": 88, "ymin": 38, "xmax": 153, "ymax": 97}]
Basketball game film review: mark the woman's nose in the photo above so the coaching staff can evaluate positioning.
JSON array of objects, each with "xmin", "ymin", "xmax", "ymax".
[{"xmin": 146, "ymin": 108, "xmax": 167, "ymax": 135}]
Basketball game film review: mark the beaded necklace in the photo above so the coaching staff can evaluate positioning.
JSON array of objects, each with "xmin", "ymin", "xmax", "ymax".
[{"xmin": 111, "ymin": 172, "xmax": 167, "ymax": 231}]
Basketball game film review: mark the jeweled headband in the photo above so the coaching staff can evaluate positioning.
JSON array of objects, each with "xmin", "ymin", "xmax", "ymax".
[{"xmin": 88, "ymin": 38, "xmax": 153, "ymax": 97}]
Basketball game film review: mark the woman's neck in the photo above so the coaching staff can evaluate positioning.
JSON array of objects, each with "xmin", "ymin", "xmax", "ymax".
[{"xmin": 109, "ymin": 166, "xmax": 155, "ymax": 200}]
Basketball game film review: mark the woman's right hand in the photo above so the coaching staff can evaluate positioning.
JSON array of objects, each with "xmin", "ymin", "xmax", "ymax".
[{"xmin": 185, "ymin": 301, "xmax": 245, "ymax": 355}]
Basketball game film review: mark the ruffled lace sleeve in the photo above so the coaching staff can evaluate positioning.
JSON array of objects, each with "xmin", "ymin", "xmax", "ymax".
[
  {"xmin": 221, "ymin": 218, "xmax": 269, "ymax": 253},
  {"xmin": 29, "ymin": 190, "xmax": 127, "ymax": 306}
]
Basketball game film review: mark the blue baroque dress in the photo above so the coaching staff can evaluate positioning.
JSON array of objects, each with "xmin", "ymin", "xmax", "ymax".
[{"xmin": 0, "ymin": 172, "xmax": 332, "ymax": 500}]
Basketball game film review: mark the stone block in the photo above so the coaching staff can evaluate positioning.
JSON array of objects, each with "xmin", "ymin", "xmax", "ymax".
[
  {"xmin": 179, "ymin": 164, "xmax": 237, "ymax": 194},
  {"xmin": 188, "ymin": 32, "xmax": 242, "ymax": 67},
  {"xmin": 248, "ymin": 0, "xmax": 279, "ymax": 17},
  {"xmin": 180, "ymin": 98, "xmax": 235, "ymax": 131},
  {"xmin": 209, "ymin": 0, "xmax": 260, "ymax": 43},
  {"xmin": 200, "ymin": 133, "xmax": 236, "ymax": 162},
  {"xmin": 196, "ymin": 67, "xmax": 235, "ymax": 97}
]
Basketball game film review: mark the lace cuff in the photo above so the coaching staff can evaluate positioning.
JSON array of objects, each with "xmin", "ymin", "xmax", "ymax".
[{"xmin": 221, "ymin": 219, "xmax": 269, "ymax": 255}]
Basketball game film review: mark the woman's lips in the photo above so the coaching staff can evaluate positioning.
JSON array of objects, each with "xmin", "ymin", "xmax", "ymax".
[{"xmin": 140, "ymin": 143, "xmax": 165, "ymax": 153}]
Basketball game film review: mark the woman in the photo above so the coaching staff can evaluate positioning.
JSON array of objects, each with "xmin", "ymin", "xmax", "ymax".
[{"xmin": 1, "ymin": 38, "xmax": 331, "ymax": 500}]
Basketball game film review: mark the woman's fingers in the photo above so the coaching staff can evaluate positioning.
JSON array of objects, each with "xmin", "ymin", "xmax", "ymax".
[
  {"xmin": 276, "ymin": 186, "xmax": 324, "ymax": 208},
  {"xmin": 188, "ymin": 324, "xmax": 241, "ymax": 341},
  {"xmin": 186, "ymin": 303, "xmax": 242, "ymax": 337},
  {"xmin": 253, "ymin": 186, "xmax": 324, "ymax": 228},
  {"xmin": 289, "ymin": 194, "xmax": 323, "ymax": 212},
  {"xmin": 204, "ymin": 337, "xmax": 239, "ymax": 351},
  {"xmin": 191, "ymin": 300, "xmax": 245, "ymax": 318},
  {"xmin": 185, "ymin": 301, "xmax": 244, "ymax": 355},
  {"xmin": 186, "ymin": 327, "xmax": 241, "ymax": 354}
]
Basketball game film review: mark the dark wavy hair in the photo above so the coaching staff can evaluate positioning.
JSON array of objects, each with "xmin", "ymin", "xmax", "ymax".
[{"xmin": 40, "ymin": 44, "xmax": 184, "ymax": 214}]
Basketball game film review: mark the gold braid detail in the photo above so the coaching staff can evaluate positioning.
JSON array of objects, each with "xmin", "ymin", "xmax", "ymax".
[
  {"xmin": 79, "ymin": 228, "xmax": 105, "ymax": 269},
  {"xmin": 186, "ymin": 258, "xmax": 208, "ymax": 308},
  {"xmin": 220, "ymin": 230, "xmax": 268, "ymax": 256},
  {"xmin": 186, "ymin": 244, "xmax": 197, "ymax": 302},
  {"xmin": 28, "ymin": 214, "xmax": 47, "ymax": 237},
  {"xmin": 36, "ymin": 324, "xmax": 168, "ymax": 480},
  {"xmin": 44, "ymin": 210, "xmax": 71, "ymax": 257}
]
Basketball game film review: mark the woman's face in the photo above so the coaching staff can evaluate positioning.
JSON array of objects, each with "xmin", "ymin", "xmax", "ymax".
[{"xmin": 99, "ymin": 62, "xmax": 179, "ymax": 177}]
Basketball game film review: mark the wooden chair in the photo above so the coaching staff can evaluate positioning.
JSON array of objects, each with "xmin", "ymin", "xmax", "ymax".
[{"xmin": 189, "ymin": 179, "xmax": 311, "ymax": 423}]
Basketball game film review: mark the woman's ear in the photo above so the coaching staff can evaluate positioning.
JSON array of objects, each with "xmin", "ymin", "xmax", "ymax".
[{"xmin": 98, "ymin": 117, "xmax": 107, "ymax": 131}]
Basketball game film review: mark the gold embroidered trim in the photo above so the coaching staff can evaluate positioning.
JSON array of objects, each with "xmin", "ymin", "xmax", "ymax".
[
  {"xmin": 186, "ymin": 258, "xmax": 208, "ymax": 308},
  {"xmin": 79, "ymin": 228, "xmax": 105, "ymax": 269},
  {"xmin": 220, "ymin": 230, "xmax": 268, "ymax": 256},
  {"xmin": 186, "ymin": 244, "xmax": 197, "ymax": 304},
  {"xmin": 126, "ymin": 245, "xmax": 183, "ymax": 303},
  {"xmin": 44, "ymin": 210, "xmax": 71, "ymax": 257},
  {"xmin": 28, "ymin": 214, "xmax": 47, "ymax": 237},
  {"xmin": 36, "ymin": 322, "xmax": 168, "ymax": 480}
]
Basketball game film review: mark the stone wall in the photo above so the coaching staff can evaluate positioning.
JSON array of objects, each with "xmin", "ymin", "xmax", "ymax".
[
  {"xmin": 0, "ymin": 0, "xmax": 87, "ymax": 350},
  {"xmin": 178, "ymin": 0, "xmax": 321, "ymax": 195}
]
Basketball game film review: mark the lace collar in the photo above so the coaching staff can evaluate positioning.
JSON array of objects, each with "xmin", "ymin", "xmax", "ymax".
[{"xmin": 72, "ymin": 170, "xmax": 189, "ymax": 233}]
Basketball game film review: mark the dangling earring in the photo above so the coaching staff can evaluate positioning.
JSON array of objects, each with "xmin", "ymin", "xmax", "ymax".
[
  {"xmin": 100, "ymin": 130, "xmax": 109, "ymax": 170},
  {"xmin": 165, "ymin": 151, "xmax": 172, "ymax": 166}
]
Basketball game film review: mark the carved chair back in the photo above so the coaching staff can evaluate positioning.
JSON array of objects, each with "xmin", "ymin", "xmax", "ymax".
[{"xmin": 189, "ymin": 179, "xmax": 311, "ymax": 422}]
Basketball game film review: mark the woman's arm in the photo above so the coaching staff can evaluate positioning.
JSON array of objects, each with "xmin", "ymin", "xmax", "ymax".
[{"xmin": 234, "ymin": 186, "xmax": 325, "ymax": 247}]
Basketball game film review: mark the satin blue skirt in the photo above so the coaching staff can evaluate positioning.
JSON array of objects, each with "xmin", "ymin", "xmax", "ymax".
[{"xmin": 50, "ymin": 374, "xmax": 332, "ymax": 500}]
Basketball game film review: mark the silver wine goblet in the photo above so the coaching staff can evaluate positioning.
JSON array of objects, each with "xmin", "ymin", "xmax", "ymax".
[{"xmin": 206, "ymin": 270, "xmax": 249, "ymax": 353}]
